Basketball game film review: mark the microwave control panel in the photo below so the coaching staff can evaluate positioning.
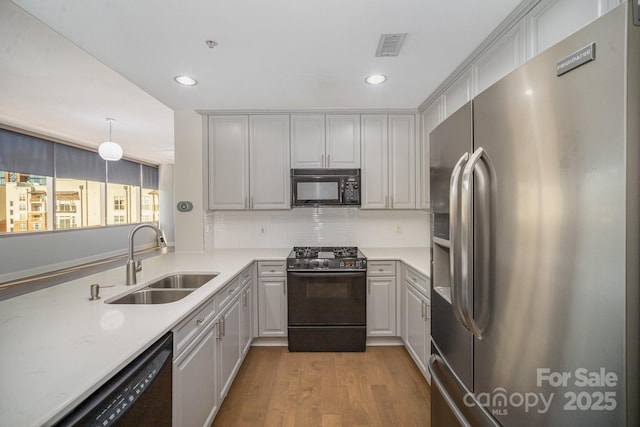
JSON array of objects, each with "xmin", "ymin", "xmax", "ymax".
[{"xmin": 343, "ymin": 176, "xmax": 360, "ymax": 204}]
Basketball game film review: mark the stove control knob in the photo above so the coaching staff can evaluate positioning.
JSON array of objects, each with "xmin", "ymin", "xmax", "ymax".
[
  {"xmin": 303, "ymin": 259, "xmax": 310, "ymax": 267},
  {"xmin": 312, "ymin": 260, "xmax": 320, "ymax": 267},
  {"xmin": 294, "ymin": 260, "xmax": 301, "ymax": 268},
  {"xmin": 323, "ymin": 260, "xmax": 329, "ymax": 267}
]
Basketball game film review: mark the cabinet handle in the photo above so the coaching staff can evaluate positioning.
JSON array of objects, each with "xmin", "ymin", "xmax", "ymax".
[
  {"xmin": 421, "ymin": 301, "xmax": 425, "ymax": 319},
  {"xmin": 327, "ymin": 154, "xmax": 330, "ymax": 167},
  {"xmin": 221, "ymin": 315, "xmax": 226, "ymax": 337},
  {"xmin": 216, "ymin": 321, "xmax": 222, "ymax": 341},
  {"xmin": 385, "ymin": 195, "xmax": 388, "ymax": 208},
  {"xmin": 368, "ymin": 281, "xmax": 371, "ymax": 294},
  {"xmin": 390, "ymin": 195, "xmax": 394, "ymax": 208},
  {"xmin": 243, "ymin": 291, "xmax": 248, "ymax": 307},
  {"xmin": 197, "ymin": 318, "xmax": 204, "ymax": 325},
  {"xmin": 284, "ymin": 279, "xmax": 287, "ymax": 295}
]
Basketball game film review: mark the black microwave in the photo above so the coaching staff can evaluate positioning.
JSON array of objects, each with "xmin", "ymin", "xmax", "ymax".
[{"xmin": 291, "ymin": 169, "xmax": 360, "ymax": 207}]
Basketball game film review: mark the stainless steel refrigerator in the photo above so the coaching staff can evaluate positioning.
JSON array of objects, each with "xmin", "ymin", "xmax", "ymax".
[{"xmin": 428, "ymin": 2, "xmax": 639, "ymax": 426}]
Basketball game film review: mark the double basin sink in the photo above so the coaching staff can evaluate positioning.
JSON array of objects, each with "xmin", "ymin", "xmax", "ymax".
[{"xmin": 108, "ymin": 273, "xmax": 218, "ymax": 304}]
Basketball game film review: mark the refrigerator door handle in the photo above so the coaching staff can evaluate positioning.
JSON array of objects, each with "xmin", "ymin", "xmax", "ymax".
[
  {"xmin": 449, "ymin": 152, "xmax": 469, "ymax": 328},
  {"xmin": 428, "ymin": 354, "xmax": 472, "ymax": 427},
  {"xmin": 461, "ymin": 147, "xmax": 492, "ymax": 340}
]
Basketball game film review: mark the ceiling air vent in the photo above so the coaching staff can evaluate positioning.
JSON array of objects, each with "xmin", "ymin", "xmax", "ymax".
[{"xmin": 375, "ymin": 33, "xmax": 407, "ymax": 57}]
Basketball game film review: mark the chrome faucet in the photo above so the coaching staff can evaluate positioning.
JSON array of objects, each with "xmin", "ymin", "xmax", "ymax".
[{"xmin": 126, "ymin": 224, "xmax": 167, "ymax": 285}]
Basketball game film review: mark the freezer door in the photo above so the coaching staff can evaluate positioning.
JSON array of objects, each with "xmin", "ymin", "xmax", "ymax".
[
  {"xmin": 471, "ymin": 4, "xmax": 629, "ymax": 426},
  {"xmin": 429, "ymin": 102, "xmax": 474, "ymax": 390}
]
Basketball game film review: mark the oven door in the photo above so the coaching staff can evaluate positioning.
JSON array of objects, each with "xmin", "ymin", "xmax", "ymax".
[
  {"xmin": 287, "ymin": 271, "xmax": 366, "ymax": 325},
  {"xmin": 291, "ymin": 176, "xmax": 342, "ymax": 206}
]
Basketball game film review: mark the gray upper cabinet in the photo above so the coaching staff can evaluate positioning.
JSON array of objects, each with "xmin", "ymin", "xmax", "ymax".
[
  {"xmin": 290, "ymin": 114, "xmax": 360, "ymax": 169},
  {"xmin": 208, "ymin": 116, "xmax": 249, "ymax": 210},
  {"xmin": 207, "ymin": 115, "xmax": 290, "ymax": 210},
  {"xmin": 361, "ymin": 114, "xmax": 416, "ymax": 209},
  {"xmin": 249, "ymin": 115, "xmax": 290, "ymax": 210}
]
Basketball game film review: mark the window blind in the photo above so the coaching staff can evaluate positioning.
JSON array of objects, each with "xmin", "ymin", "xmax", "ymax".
[
  {"xmin": 0, "ymin": 128, "xmax": 54, "ymax": 176},
  {"xmin": 55, "ymin": 143, "xmax": 106, "ymax": 181},
  {"xmin": 107, "ymin": 159, "xmax": 141, "ymax": 186}
]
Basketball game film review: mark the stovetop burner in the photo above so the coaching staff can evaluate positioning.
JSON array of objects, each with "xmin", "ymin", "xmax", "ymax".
[
  {"xmin": 292, "ymin": 246, "xmax": 360, "ymax": 259},
  {"xmin": 288, "ymin": 246, "xmax": 367, "ymax": 270}
]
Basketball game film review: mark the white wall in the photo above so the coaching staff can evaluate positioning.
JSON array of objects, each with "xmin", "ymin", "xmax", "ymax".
[
  {"xmin": 173, "ymin": 110, "xmax": 205, "ymax": 252},
  {"xmin": 205, "ymin": 208, "xmax": 430, "ymax": 249}
]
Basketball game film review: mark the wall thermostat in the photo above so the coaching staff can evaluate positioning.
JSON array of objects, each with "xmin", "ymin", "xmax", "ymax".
[{"xmin": 177, "ymin": 201, "xmax": 193, "ymax": 212}]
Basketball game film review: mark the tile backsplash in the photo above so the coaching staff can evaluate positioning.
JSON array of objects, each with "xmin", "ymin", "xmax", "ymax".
[{"xmin": 205, "ymin": 208, "xmax": 430, "ymax": 249}]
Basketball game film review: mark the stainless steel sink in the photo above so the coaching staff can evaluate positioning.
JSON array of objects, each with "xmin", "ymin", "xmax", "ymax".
[
  {"xmin": 146, "ymin": 273, "xmax": 217, "ymax": 289},
  {"xmin": 109, "ymin": 289, "xmax": 194, "ymax": 304}
]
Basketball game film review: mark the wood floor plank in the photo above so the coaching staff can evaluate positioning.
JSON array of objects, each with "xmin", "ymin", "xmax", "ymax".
[{"xmin": 211, "ymin": 346, "xmax": 430, "ymax": 427}]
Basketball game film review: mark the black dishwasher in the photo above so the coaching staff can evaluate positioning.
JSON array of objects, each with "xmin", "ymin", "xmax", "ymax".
[{"xmin": 54, "ymin": 332, "xmax": 173, "ymax": 427}]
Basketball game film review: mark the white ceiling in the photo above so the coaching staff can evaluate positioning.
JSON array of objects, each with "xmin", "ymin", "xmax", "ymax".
[{"xmin": 1, "ymin": 0, "xmax": 522, "ymax": 164}]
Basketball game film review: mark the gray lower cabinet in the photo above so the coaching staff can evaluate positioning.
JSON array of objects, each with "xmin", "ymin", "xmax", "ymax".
[
  {"xmin": 172, "ymin": 299, "xmax": 218, "ymax": 427},
  {"xmin": 366, "ymin": 260, "xmax": 397, "ymax": 337},
  {"xmin": 257, "ymin": 260, "xmax": 287, "ymax": 337},
  {"xmin": 172, "ymin": 264, "xmax": 254, "ymax": 426},
  {"xmin": 216, "ymin": 296, "xmax": 242, "ymax": 402},
  {"xmin": 402, "ymin": 264, "xmax": 431, "ymax": 382}
]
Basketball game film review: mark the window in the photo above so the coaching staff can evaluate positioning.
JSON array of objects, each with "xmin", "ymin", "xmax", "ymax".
[
  {"xmin": 113, "ymin": 195, "xmax": 125, "ymax": 211},
  {"xmin": 1, "ymin": 128, "xmax": 159, "ymax": 234}
]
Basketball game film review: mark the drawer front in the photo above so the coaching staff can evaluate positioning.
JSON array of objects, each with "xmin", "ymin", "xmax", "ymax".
[
  {"xmin": 215, "ymin": 276, "xmax": 242, "ymax": 312},
  {"xmin": 257, "ymin": 260, "xmax": 287, "ymax": 277},
  {"xmin": 367, "ymin": 260, "xmax": 396, "ymax": 276},
  {"xmin": 403, "ymin": 265, "xmax": 429, "ymax": 296},
  {"xmin": 173, "ymin": 298, "xmax": 216, "ymax": 356},
  {"xmin": 239, "ymin": 265, "xmax": 253, "ymax": 287}
]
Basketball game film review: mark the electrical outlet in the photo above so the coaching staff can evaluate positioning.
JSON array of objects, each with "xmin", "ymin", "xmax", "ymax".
[
  {"xmin": 395, "ymin": 226, "xmax": 401, "ymax": 235},
  {"xmin": 260, "ymin": 226, "xmax": 266, "ymax": 235}
]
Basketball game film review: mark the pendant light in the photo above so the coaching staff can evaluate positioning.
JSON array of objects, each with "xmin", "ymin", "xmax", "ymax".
[{"xmin": 98, "ymin": 118, "xmax": 123, "ymax": 161}]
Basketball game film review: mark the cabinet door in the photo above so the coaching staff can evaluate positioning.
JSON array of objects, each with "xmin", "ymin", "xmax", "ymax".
[
  {"xmin": 217, "ymin": 297, "xmax": 241, "ymax": 402},
  {"xmin": 419, "ymin": 104, "xmax": 440, "ymax": 210},
  {"xmin": 388, "ymin": 115, "xmax": 416, "ymax": 209},
  {"xmin": 404, "ymin": 283, "xmax": 428, "ymax": 375},
  {"xmin": 240, "ymin": 283, "xmax": 253, "ymax": 356},
  {"xmin": 290, "ymin": 115, "xmax": 325, "ymax": 168},
  {"xmin": 258, "ymin": 277, "xmax": 287, "ymax": 337},
  {"xmin": 208, "ymin": 116, "xmax": 249, "ymax": 210},
  {"xmin": 442, "ymin": 73, "xmax": 471, "ymax": 119},
  {"xmin": 367, "ymin": 276, "xmax": 396, "ymax": 336},
  {"xmin": 360, "ymin": 115, "xmax": 389, "ymax": 209},
  {"xmin": 326, "ymin": 115, "xmax": 361, "ymax": 168},
  {"xmin": 249, "ymin": 115, "xmax": 290, "ymax": 209},
  {"xmin": 173, "ymin": 326, "xmax": 217, "ymax": 427}
]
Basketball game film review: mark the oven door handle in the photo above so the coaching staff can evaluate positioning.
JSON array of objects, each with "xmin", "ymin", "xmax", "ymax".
[{"xmin": 287, "ymin": 271, "xmax": 366, "ymax": 278}]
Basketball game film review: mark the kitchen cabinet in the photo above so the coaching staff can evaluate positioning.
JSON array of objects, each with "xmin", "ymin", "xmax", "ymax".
[
  {"xmin": 240, "ymin": 268, "xmax": 254, "ymax": 357},
  {"xmin": 290, "ymin": 114, "xmax": 360, "ymax": 168},
  {"xmin": 173, "ymin": 299, "xmax": 218, "ymax": 427},
  {"xmin": 216, "ymin": 294, "xmax": 242, "ymax": 403},
  {"xmin": 249, "ymin": 115, "xmax": 291, "ymax": 209},
  {"xmin": 207, "ymin": 116, "xmax": 249, "ymax": 210},
  {"xmin": 207, "ymin": 115, "xmax": 290, "ymax": 210},
  {"xmin": 366, "ymin": 260, "xmax": 397, "ymax": 337},
  {"xmin": 257, "ymin": 260, "xmax": 288, "ymax": 337},
  {"xmin": 401, "ymin": 264, "xmax": 431, "ymax": 382},
  {"xmin": 361, "ymin": 115, "xmax": 416, "ymax": 209}
]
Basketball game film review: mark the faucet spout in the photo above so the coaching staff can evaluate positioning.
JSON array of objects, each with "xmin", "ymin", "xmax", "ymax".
[{"xmin": 126, "ymin": 224, "xmax": 167, "ymax": 285}]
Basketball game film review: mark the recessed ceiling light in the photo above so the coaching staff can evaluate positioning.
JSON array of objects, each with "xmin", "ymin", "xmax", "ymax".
[
  {"xmin": 174, "ymin": 75, "xmax": 198, "ymax": 86},
  {"xmin": 365, "ymin": 74, "xmax": 387, "ymax": 85}
]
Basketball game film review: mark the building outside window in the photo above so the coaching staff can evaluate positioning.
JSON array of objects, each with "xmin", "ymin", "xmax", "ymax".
[{"xmin": 1, "ymin": 128, "xmax": 159, "ymax": 234}]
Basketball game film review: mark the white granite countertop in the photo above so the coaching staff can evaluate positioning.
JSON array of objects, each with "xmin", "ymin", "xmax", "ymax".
[{"xmin": 0, "ymin": 247, "xmax": 429, "ymax": 426}]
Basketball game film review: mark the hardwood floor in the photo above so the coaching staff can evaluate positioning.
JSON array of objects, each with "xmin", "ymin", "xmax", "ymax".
[{"xmin": 211, "ymin": 346, "xmax": 431, "ymax": 427}]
